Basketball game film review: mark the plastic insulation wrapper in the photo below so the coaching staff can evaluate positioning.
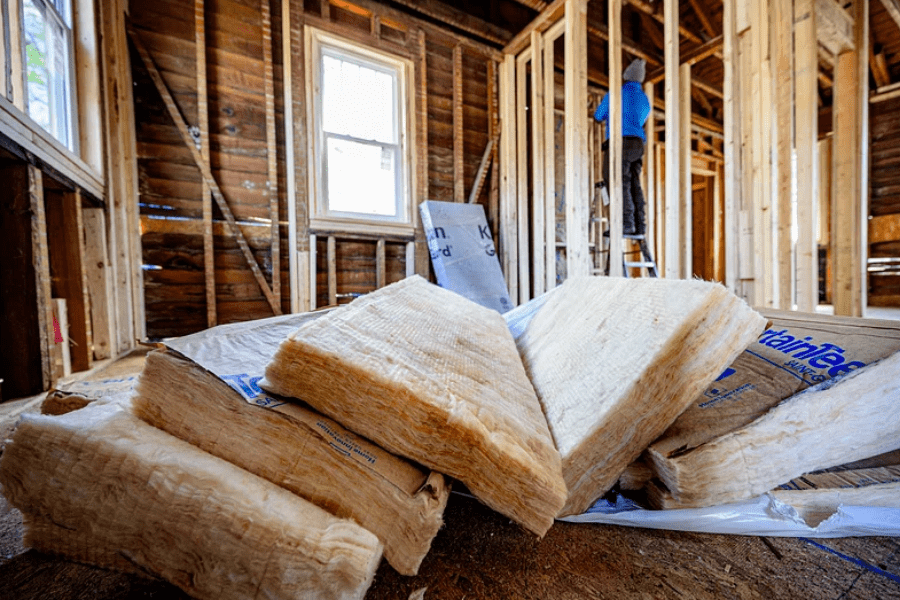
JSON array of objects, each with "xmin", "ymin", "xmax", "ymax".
[{"xmin": 560, "ymin": 492, "xmax": 900, "ymax": 538}]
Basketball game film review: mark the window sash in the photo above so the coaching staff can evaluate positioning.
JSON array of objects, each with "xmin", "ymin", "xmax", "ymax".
[
  {"xmin": 22, "ymin": 0, "xmax": 74, "ymax": 150},
  {"xmin": 308, "ymin": 27, "xmax": 412, "ymax": 233}
]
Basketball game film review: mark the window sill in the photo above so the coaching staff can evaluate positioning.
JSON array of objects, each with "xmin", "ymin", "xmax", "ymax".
[
  {"xmin": 0, "ymin": 95, "xmax": 104, "ymax": 199},
  {"xmin": 309, "ymin": 215, "xmax": 416, "ymax": 240}
]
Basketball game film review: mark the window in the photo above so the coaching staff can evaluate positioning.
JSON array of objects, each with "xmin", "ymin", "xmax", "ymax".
[
  {"xmin": 308, "ymin": 28, "xmax": 413, "ymax": 233},
  {"xmin": 22, "ymin": 0, "xmax": 74, "ymax": 150}
]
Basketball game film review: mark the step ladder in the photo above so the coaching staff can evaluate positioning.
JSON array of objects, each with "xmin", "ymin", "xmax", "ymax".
[
  {"xmin": 621, "ymin": 234, "xmax": 659, "ymax": 278},
  {"xmin": 603, "ymin": 233, "xmax": 659, "ymax": 277},
  {"xmin": 596, "ymin": 181, "xmax": 658, "ymax": 278}
]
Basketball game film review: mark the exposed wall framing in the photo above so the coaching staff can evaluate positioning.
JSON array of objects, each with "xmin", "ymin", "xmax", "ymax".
[{"xmin": 130, "ymin": 0, "xmax": 501, "ymax": 333}]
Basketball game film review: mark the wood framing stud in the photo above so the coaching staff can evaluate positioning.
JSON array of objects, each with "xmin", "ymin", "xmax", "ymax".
[
  {"xmin": 663, "ymin": 0, "xmax": 681, "ymax": 279},
  {"xmin": 128, "ymin": 25, "xmax": 282, "ymax": 315},
  {"xmin": 195, "ymin": 0, "xmax": 216, "ymax": 328},
  {"xmin": 564, "ymin": 0, "xmax": 591, "ymax": 279},
  {"xmin": 327, "ymin": 235, "xmax": 337, "ymax": 306},
  {"xmin": 516, "ymin": 50, "xmax": 530, "ymax": 300},
  {"xmin": 499, "ymin": 55, "xmax": 518, "ymax": 301},
  {"xmin": 775, "ymin": 0, "xmax": 794, "ymax": 310},
  {"xmin": 262, "ymin": 0, "xmax": 282, "ymax": 309},
  {"xmin": 543, "ymin": 25, "xmax": 560, "ymax": 290},
  {"xmin": 531, "ymin": 30, "xmax": 546, "ymax": 294},
  {"xmin": 608, "ymin": 0, "xmax": 624, "ymax": 278},
  {"xmin": 453, "ymin": 44, "xmax": 465, "ymax": 203},
  {"xmin": 376, "ymin": 239, "xmax": 386, "ymax": 289},
  {"xmin": 795, "ymin": 0, "xmax": 818, "ymax": 311}
]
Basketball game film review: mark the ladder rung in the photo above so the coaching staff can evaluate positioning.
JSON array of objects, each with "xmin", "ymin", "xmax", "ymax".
[{"xmin": 624, "ymin": 261, "xmax": 657, "ymax": 268}]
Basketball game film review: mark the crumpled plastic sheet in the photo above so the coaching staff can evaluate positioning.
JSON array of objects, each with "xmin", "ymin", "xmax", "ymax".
[{"xmin": 559, "ymin": 492, "xmax": 900, "ymax": 538}]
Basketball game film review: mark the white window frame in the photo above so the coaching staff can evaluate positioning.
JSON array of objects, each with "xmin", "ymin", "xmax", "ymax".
[
  {"xmin": 19, "ymin": 0, "xmax": 76, "ymax": 152},
  {"xmin": 305, "ymin": 26, "xmax": 415, "ymax": 236}
]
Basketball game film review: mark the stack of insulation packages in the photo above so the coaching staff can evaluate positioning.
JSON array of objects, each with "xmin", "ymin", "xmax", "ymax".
[{"xmin": 3, "ymin": 275, "xmax": 899, "ymax": 599}]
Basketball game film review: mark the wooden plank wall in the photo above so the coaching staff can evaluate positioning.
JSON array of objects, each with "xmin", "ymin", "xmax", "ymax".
[
  {"xmin": 131, "ymin": 0, "xmax": 499, "ymax": 338},
  {"xmin": 868, "ymin": 94, "xmax": 900, "ymax": 306}
]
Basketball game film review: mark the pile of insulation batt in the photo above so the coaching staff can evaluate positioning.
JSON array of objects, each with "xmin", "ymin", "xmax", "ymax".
[{"xmin": 2, "ymin": 275, "xmax": 899, "ymax": 600}]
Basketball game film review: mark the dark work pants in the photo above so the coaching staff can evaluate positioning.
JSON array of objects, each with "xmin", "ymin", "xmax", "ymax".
[{"xmin": 602, "ymin": 136, "xmax": 646, "ymax": 234}]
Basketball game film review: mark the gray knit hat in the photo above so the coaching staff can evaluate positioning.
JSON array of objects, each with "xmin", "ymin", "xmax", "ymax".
[{"xmin": 623, "ymin": 58, "xmax": 646, "ymax": 83}]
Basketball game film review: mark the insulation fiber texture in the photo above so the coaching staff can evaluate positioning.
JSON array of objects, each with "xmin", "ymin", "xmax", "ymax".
[
  {"xmin": 134, "ymin": 348, "xmax": 447, "ymax": 575},
  {"xmin": 263, "ymin": 275, "xmax": 567, "ymax": 537},
  {"xmin": 0, "ymin": 403, "xmax": 383, "ymax": 600},
  {"xmin": 515, "ymin": 276, "xmax": 767, "ymax": 516},
  {"xmin": 648, "ymin": 350, "xmax": 900, "ymax": 508}
]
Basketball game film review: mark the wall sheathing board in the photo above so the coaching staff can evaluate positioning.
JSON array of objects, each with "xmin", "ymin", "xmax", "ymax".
[{"xmin": 130, "ymin": 0, "xmax": 501, "ymax": 337}]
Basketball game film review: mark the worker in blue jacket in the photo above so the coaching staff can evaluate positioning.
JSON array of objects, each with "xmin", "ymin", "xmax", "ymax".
[{"xmin": 594, "ymin": 58, "xmax": 651, "ymax": 236}]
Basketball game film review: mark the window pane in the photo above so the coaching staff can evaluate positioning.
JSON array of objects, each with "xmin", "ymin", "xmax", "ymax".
[
  {"xmin": 49, "ymin": 0, "xmax": 71, "ymax": 27},
  {"xmin": 322, "ymin": 53, "xmax": 395, "ymax": 144},
  {"xmin": 24, "ymin": 0, "xmax": 51, "ymax": 134},
  {"xmin": 23, "ymin": 0, "xmax": 71, "ymax": 149},
  {"xmin": 326, "ymin": 137, "xmax": 397, "ymax": 217},
  {"xmin": 50, "ymin": 18, "xmax": 70, "ymax": 147}
]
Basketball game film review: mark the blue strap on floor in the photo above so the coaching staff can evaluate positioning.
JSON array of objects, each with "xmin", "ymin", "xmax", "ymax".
[{"xmin": 801, "ymin": 538, "xmax": 900, "ymax": 586}]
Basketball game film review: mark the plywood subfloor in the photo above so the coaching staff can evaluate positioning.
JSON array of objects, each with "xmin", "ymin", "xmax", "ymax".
[{"xmin": 1, "ymin": 489, "xmax": 898, "ymax": 599}]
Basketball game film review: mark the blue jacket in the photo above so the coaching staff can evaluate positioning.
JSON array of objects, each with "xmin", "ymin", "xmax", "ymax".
[{"xmin": 594, "ymin": 81, "xmax": 651, "ymax": 141}]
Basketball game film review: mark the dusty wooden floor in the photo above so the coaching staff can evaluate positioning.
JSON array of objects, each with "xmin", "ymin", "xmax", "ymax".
[
  {"xmin": 1, "ymin": 490, "xmax": 899, "ymax": 599},
  {"xmin": 1, "ymin": 349, "xmax": 899, "ymax": 599}
]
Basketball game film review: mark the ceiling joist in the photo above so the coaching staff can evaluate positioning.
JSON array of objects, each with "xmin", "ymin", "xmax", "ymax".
[
  {"xmin": 879, "ymin": 0, "xmax": 900, "ymax": 33},
  {"xmin": 647, "ymin": 34, "xmax": 723, "ymax": 83}
]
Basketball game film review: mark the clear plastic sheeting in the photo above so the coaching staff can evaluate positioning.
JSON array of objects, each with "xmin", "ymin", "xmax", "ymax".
[{"xmin": 560, "ymin": 492, "xmax": 900, "ymax": 538}]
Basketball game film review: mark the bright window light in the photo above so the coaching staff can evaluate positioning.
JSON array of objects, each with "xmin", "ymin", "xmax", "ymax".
[
  {"xmin": 310, "ymin": 29, "xmax": 410, "ymax": 229},
  {"xmin": 23, "ymin": 0, "xmax": 73, "ymax": 150}
]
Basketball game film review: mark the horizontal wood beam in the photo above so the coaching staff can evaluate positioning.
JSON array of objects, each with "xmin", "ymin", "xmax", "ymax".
[
  {"xmin": 688, "ymin": 0, "xmax": 718, "ymax": 39},
  {"xmin": 871, "ymin": 86, "xmax": 900, "ymax": 103},
  {"xmin": 508, "ymin": 0, "xmax": 550, "ymax": 11},
  {"xmin": 0, "ymin": 97, "xmax": 104, "ymax": 199},
  {"xmin": 504, "ymin": 0, "xmax": 567, "ymax": 55},
  {"xmin": 878, "ymin": 0, "xmax": 900, "ymax": 33},
  {"xmin": 626, "ymin": 0, "xmax": 704, "ymax": 44},
  {"xmin": 339, "ymin": 0, "xmax": 503, "ymax": 59},
  {"xmin": 387, "ymin": 0, "xmax": 513, "ymax": 46},
  {"xmin": 587, "ymin": 22, "xmax": 664, "ymax": 67},
  {"xmin": 647, "ymin": 35, "xmax": 723, "ymax": 83},
  {"xmin": 587, "ymin": 67, "xmax": 724, "ymax": 134}
]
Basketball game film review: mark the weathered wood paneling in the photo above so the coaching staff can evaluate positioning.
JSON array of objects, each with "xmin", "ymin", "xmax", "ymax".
[
  {"xmin": 869, "ymin": 95, "xmax": 900, "ymax": 307},
  {"xmin": 132, "ymin": 0, "xmax": 499, "ymax": 337}
]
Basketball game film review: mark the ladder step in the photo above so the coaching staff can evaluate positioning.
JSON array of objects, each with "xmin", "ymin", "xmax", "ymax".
[{"xmin": 624, "ymin": 261, "xmax": 657, "ymax": 268}]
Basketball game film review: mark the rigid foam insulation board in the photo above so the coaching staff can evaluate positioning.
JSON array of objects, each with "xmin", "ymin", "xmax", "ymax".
[
  {"xmin": 419, "ymin": 200, "xmax": 513, "ymax": 314},
  {"xmin": 647, "ymin": 350, "xmax": 900, "ymax": 509},
  {"xmin": 647, "ymin": 310, "xmax": 900, "ymax": 464},
  {"xmin": 0, "ymin": 403, "xmax": 382, "ymax": 600},
  {"xmin": 263, "ymin": 275, "xmax": 567, "ymax": 537},
  {"xmin": 132, "ymin": 313, "xmax": 448, "ymax": 576},
  {"xmin": 512, "ymin": 276, "xmax": 766, "ymax": 516}
]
